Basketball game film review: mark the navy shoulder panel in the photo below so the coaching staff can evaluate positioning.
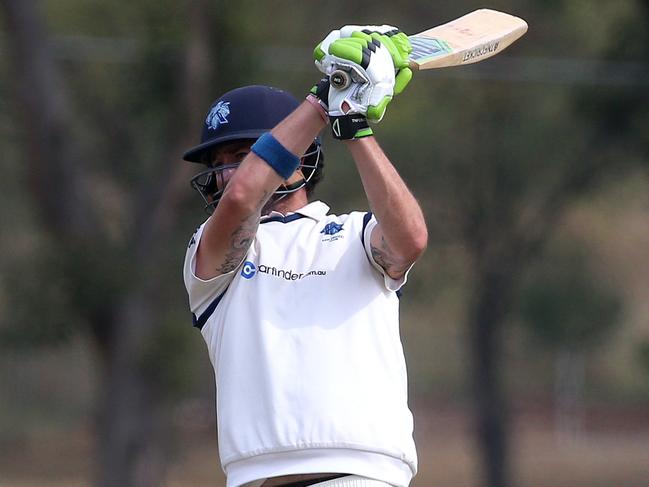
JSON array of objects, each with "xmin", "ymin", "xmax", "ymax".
[{"xmin": 192, "ymin": 288, "xmax": 228, "ymax": 330}]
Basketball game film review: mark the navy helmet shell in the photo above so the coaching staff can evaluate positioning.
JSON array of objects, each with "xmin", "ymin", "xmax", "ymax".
[{"xmin": 183, "ymin": 85, "xmax": 301, "ymax": 163}]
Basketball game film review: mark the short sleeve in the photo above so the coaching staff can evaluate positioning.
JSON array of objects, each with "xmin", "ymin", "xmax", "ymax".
[
  {"xmin": 183, "ymin": 223, "xmax": 243, "ymax": 318},
  {"xmin": 360, "ymin": 212, "xmax": 414, "ymax": 293}
]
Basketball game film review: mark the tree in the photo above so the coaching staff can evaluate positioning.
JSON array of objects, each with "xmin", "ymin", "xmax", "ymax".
[
  {"xmin": 1, "ymin": 0, "xmax": 215, "ymax": 484},
  {"xmin": 384, "ymin": 1, "xmax": 649, "ymax": 484}
]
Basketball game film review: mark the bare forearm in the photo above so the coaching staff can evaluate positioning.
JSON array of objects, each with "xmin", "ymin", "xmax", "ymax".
[
  {"xmin": 197, "ymin": 186, "xmax": 271, "ymax": 278},
  {"xmin": 271, "ymin": 101, "xmax": 327, "ymax": 156},
  {"xmin": 346, "ymin": 136, "xmax": 427, "ymax": 261},
  {"xmin": 223, "ymin": 101, "xmax": 327, "ymax": 214},
  {"xmin": 216, "ymin": 101, "xmax": 326, "ymax": 217},
  {"xmin": 197, "ymin": 101, "xmax": 326, "ymax": 279}
]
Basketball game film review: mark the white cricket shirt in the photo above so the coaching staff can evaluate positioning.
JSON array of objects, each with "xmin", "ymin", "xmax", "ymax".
[{"xmin": 183, "ymin": 201, "xmax": 417, "ymax": 487}]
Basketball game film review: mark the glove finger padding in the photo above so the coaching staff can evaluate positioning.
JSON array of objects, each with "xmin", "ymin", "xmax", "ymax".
[
  {"xmin": 350, "ymin": 30, "xmax": 413, "ymax": 95},
  {"xmin": 326, "ymin": 36, "xmax": 395, "ymax": 122},
  {"xmin": 328, "ymin": 37, "xmax": 374, "ymax": 67},
  {"xmin": 315, "ymin": 26, "xmax": 411, "ymax": 68},
  {"xmin": 388, "ymin": 31, "xmax": 413, "ymax": 61},
  {"xmin": 339, "ymin": 24, "xmax": 397, "ymax": 37},
  {"xmin": 351, "ymin": 31, "xmax": 409, "ymax": 69},
  {"xmin": 394, "ymin": 67, "xmax": 413, "ymax": 95}
]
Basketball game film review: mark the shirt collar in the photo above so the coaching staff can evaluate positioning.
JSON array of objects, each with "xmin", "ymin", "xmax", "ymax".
[{"xmin": 262, "ymin": 200, "xmax": 330, "ymax": 222}]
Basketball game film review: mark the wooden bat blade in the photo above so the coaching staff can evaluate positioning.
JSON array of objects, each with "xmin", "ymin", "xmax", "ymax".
[{"xmin": 408, "ymin": 9, "xmax": 528, "ymax": 70}]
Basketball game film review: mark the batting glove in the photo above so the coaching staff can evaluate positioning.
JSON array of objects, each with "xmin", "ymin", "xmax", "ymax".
[
  {"xmin": 343, "ymin": 27, "xmax": 414, "ymax": 95},
  {"xmin": 315, "ymin": 25, "xmax": 413, "ymax": 92},
  {"xmin": 313, "ymin": 25, "xmax": 413, "ymax": 139}
]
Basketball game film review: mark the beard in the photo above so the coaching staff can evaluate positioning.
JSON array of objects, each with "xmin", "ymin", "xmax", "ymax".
[{"xmin": 261, "ymin": 178, "xmax": 307, "ymax": 216}]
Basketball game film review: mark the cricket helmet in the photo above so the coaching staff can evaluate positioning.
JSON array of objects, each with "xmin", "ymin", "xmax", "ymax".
[{"xmin": 184, "ymin": 85, "xmax": 324, "ymax": 212}]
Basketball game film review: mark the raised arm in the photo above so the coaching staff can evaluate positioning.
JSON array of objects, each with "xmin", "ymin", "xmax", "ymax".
[
  {"xmin": 195, "ymin": 101, "xmax": 326, "ymax": 280},
  {"xmin": 347, "ymin": 137, "xmax": 427, "ymax": 279},
  {"xmin": 313, "ymin": 26, "xmax": 426, "ymax": 280}
]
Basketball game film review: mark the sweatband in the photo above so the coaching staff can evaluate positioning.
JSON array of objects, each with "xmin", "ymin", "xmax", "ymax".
[{"xmin": 251, "ymin": 132, "xmax": 301, "ymax": 180}]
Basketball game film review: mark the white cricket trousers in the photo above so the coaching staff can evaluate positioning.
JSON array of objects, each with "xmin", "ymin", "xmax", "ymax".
[{"xmin": 311, "ymin": 476, "xmax": 393, "ymax": 486}]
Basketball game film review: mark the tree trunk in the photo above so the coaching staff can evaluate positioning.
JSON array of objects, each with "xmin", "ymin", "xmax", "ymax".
[
  {"xmin": 96, "ymin": 291, "xmax": 166, "ymax": 487},
  {"xmin": 554, "ymin": 348, "xmax": 584, "ymax": 446},
  {"xmin": 0, "ymin": 0, "xmax": 92, "ymax": 238},
  {"xmin": 468, "ymin": 263, "xmax": 516, "ymax": 487},
  {"xmin": 95, "ymin": 0, "xmax": 214, "ymax": 485},
  {"xmin": 1, "ymin": 0, "xmax": 215, "ymax": 485}
]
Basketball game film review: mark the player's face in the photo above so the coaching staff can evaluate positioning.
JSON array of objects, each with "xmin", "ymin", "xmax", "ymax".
[{"xmin": 207, "ymin": 140, "xmax": 253, "ymax": 192}]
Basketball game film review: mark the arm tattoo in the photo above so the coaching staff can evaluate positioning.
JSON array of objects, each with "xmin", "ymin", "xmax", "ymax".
[
  {"xmin": 216, "ymin": 219, "xmax": 255, "ymax": 274},
  {"xmin": 215, "ymin": 190, "xmax": 270, "ymax": 274},
  {"xmin": 370, "ymin": 235, "xmax": 410, "ymax": 278}
]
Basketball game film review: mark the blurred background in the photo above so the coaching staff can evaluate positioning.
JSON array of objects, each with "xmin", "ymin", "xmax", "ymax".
[{"xmin": 0, "ymin": 0, "xmax": 648, "ymax": 486}]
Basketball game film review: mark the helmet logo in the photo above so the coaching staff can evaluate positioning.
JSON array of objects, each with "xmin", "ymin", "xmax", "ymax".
[{"xmin": 205, "ymin": 101, "xmax": 231, "ymax": 130}]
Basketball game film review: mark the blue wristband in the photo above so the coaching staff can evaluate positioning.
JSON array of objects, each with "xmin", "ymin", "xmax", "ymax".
[{"xmin": 251, "ymin": 132, "xmax": 301, "ymax": 180}]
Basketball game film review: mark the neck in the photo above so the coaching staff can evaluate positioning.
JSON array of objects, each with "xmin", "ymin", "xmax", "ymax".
[{"xmin": 264, "ymin": 189, "xmax": 309, "ymax": 216}]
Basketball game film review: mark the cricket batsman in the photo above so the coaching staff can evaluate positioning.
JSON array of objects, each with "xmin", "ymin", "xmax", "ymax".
[{"xmin": 182, "ymin": 25, "xmax": 427, "ymax": 487}]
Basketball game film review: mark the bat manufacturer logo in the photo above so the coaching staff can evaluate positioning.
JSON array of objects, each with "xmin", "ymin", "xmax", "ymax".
[
  {"xmin": 462, "ymin": 41, "xmax": 500, "ymax": 62},
  {"xmin": 206, "ymin": 101, "xmax": 231, "ymax": 130}
]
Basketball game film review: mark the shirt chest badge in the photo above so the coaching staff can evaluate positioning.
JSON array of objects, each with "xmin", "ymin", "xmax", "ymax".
[{"xmin": 320, "ymin": 222, "xmax": 344, "ymax": 242}]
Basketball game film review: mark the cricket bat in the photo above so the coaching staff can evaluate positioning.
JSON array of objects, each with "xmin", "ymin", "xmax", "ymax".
[
  {"xmin": 329, "ymin": 9, "xmax": 527, "ymax": 88},
  {"xmin": 408, "ymin": 9, "xmax": 528, "ymax": 70}
]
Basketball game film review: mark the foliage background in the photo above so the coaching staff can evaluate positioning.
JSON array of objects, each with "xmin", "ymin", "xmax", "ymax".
[{"xmin": 0, "ymin": 0, "xmax": 648, "ymax": 486}]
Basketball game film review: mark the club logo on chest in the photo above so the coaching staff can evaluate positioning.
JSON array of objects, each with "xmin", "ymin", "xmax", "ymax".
[{"xmin": 320, "ymin": 222, "xmax": 345, "ymax": 242}]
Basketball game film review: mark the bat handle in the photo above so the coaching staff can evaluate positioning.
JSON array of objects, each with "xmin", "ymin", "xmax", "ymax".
[{"xmin": 330, "ymin": 70, "xmax": 351, "ymax": 90}]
